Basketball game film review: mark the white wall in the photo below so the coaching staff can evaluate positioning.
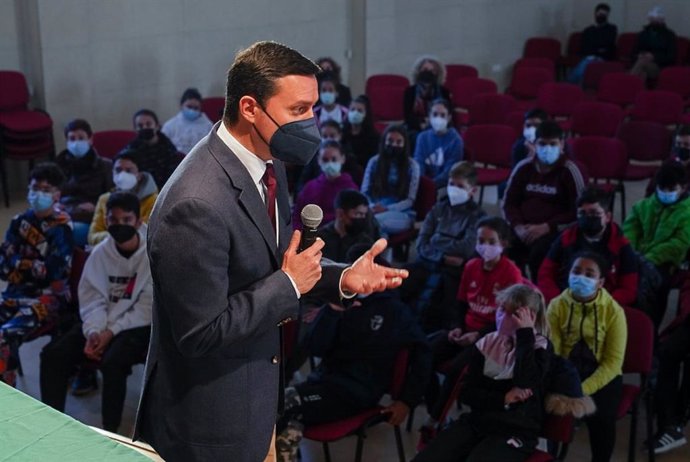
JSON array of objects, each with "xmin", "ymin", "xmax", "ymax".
[
  {"xmin": 366, "ymin": 0, "xmax": 574, "ymax": 89},
  {"xmin": 34, "ymin": 0, "xmax": 349, "ymax": 149},
  {"xmin": 0, "ymin": 0, "xmax": 20, "ymax": 70}
]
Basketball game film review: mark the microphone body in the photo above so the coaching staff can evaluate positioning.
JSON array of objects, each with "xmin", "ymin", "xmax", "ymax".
[{"xmin": 299, "ymin": 204, "xmax": 323, "ymax": 252}]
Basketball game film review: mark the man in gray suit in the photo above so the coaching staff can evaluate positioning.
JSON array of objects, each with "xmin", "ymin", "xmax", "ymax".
[{"xmin": 133, "ymin": 41, "xmax": 407, "ymax": 462}]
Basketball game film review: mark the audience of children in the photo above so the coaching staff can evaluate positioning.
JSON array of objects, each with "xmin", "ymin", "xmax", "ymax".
[
  {"xmin": 40, "ymin": 192, "xmax": 152, "ymax": 433},
  {"xmin": 402, "ymin": 161, "xmax": 485, "ymax": 329},
  {"xmin": 503, "ymin": 120, "xmax": 586, "ymax": 279},
  {"xmin": 341, "ymin": 95, "xmax": 380, "ymax": 169},
  {"xmin": 316, "ymin": 189, "xmax": 379, "ymax": 263},
  {"xmin": 413, "ymin": 284, "xmax": 553, "ymax": 462},
  {"xmin": 0, "ymin": 163, "xmax": 74, "ymax": 385},
  {"xmin": 315, "ymin": 57, "xmax": 352, "ymax": 107},
  {"xmin": 88, "ymin": 151, "xmax": 159, "ymax": 246},
  {"xmin": 413, "ymin": 98, "xmax": 464, "ymax": 189},
  {"xmin": 9, "ymin": 34, "xmax": 690, "ymax": 460},
  {"xmin": 56, "ymin": 119, "xmax": 113, "ymax": 247},
  {"xmin": 161, "ymin": 87, "xmax": 213, "ymax": 155},
  {"xmin": 623, "ymin": 162, "xmax": 690, "ymax": 326},
  {"xmin": 547, "ymin": 252, "xmax": 628, "ymax": 462},
  {"xmin": 361, "ymin": 124, "xmax": 420, "ymax": 236},
  {"xmin": 275, "ymin": 245, "xmax": 431, "ymax": 462},
  {"xmin": 420, "ymin": 216, "xmax": 523, "ymax": 444},
  {"xmin": 538, "ymin": 186, "xmax": 639, "ymax": 307},
  {"xmin": 313, "ymin": 72, "xmax": 349, "ymax": 128},
  {"xmin": 122, "ymin": 109, "xmax": 180, "ymax": 189},
  {"xmin": 292, "ymin": 140, "xmax": 358, "ymax": 230}
]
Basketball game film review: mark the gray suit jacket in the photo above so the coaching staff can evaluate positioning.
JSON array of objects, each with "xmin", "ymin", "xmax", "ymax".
[{"xmin": 133, "ymin": 123, "xmax": 343, "ymax": 461}]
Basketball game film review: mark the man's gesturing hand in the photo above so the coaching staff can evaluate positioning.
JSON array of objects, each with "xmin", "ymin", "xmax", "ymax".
[
  {"xmin": 341, "ymin": 239, "xmax": 409, "ymax": 294},
  {"xmin": 282, "ymin": 230, "xmax": 324, "ymax": 294}
]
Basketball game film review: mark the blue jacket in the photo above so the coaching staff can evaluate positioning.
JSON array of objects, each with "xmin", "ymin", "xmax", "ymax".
[{"xmin": 413, "ymin": 128, "xmax": 464, "ymax": 188}]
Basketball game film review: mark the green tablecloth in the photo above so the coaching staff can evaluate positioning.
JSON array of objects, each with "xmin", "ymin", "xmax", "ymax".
[{"xmin": 0, "ymin": 382, "xmax": 151, "ymax": 461}]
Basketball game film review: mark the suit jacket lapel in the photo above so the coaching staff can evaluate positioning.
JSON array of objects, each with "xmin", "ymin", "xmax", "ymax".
[{"xmin": 206, "ymin": 125, "xmax": 279, "ymax": 268}]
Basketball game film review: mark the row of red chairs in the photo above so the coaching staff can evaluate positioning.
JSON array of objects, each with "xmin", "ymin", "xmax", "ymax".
[
  {"xmin": 366, "ymin": 65, "xmax": 690, "ymax": 130},
  {"xmin": 527, "ymin": 33, "xmax": 690, "ymax": 68}
]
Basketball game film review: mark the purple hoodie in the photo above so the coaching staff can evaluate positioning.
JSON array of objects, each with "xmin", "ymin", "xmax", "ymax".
[{"xmin": 293, "ymin": 173, "xmax": 359, "ymax": 230}]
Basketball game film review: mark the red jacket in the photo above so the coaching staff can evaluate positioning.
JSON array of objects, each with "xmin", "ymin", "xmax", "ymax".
[{"xmin": 537, "ymin": 222, "xmax": 639, "ymax": 306}]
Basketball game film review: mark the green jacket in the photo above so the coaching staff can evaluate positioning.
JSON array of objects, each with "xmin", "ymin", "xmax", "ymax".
[{"xmin": 622, "ymin": 194, "xmax": 690, "ymax": 268}]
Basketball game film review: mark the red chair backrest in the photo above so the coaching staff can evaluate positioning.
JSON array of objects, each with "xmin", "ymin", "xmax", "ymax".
[
  {"xmin": 509, "ymin": 67, "xmax": 554, "ymax": 100},
  {"xmin": 582, "ymin": 61, "xmax": 626, "ymax": 91},
  {"xmin": 570, "ymin": 102, "xmax": 624, "ymax": 137},
  {"xmin": 448, "ymin": 77, "xmax": 498, "ymax": 109},
  {"xmin": 622, "ymin": 307, "xmax": 654, "ymax": 374},
  {"xmin": 468, "ymin": 93, "xmax": 516, "ymax": 125},
  {"xmin": 523, "ymin": 37, "xmax": 562, "ymax": 62},
  {"xmin": 630, "ymin": 90, "xmax": 684, "ymax": 126},
  {"xmin": 414, "ymin": 175, "xmax": 438, "ymax": 221},
  {"xmin": 537, "ymin": 82, "xmax": 585, "ymax": 118},
  {"xmin": 541, "ymin": 413, "xmax": 575, "ymax": 444},
  {"xmin": 92, "ymin": 130, "xmax": 136, "ymax": 159},
  {"xmin": 616, "ymin": 33, "xmax": 638, "ymax": 64},
  {"xmin": 201, "ymin": 97, "xmax": 225, "ymax": 123},
  {"xmin": 616, "ymin": 121, "xmax": 673, "ymax": 163},
  {"xmin": 514, "ymin": 57, "xmax": 556, "ymax": 77},
  {"xmin": 568, "ymin": 136, "xmax": 628, "ymax": 180},
  {"xmin": 365, "ymin": 74, "xmax": 409, "ymax": 121},
  {"xmin": 0, "ymin": 71, "xmax": 30, "ymax": 111},
  {"xmin": 69, "ymin": 247, "xmax": 89, "ymax": 305},
  {"xmin": 506, "ymin": 110, "xmax": 526, "ymax": 135},
  {"xmin": 389, "ymin": 348, "xmax": 410, "ymax": 399},
  {"xmin": 463, "ymin": 124, "xmax": 517, "ymax": 168},
  {"xmin": 657, "ymin": 66, "xmax": 690, "ymax": 99},
  {"xmin": 446, "ymin": 64, "xmax": 479, "ymax": 83},
  {"xmin": 565, "ymin": 32, "xmax": 583, "ymax": 58},
  {"xmin": 597, "ymin": 73, "xmax": 645, "ymax": 107},
  {"xmin": 675, "ymin": 36, "xmax": 690, "ymax": 65}
]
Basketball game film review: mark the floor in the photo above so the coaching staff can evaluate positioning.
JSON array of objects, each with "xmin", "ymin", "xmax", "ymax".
[{"xmin": 4, "ymin": 171, "xmax": 690, "ymax": 461}]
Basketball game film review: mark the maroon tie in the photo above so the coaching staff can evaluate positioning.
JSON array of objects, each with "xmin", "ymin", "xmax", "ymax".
[{"xmin": 262, "ymin": 163, "xmax": 277, "ymax": 233}]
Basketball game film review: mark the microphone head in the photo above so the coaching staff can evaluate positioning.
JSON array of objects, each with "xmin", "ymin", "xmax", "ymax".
[{"xmin": 301, "ymin": 204, "xmax": 323, "ymax": 229}]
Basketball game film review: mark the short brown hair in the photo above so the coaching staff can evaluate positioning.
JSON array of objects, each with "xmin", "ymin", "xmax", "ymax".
[
  {"xmin": 449, "ymin": 161, "xmax": 477, "ymax": 186},
  {"xmin": 223, "ymin": 41, "xmax": 321, "ymax": 125}
]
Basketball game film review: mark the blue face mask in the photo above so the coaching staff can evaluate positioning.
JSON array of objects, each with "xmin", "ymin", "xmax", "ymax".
[
  {"xmin": 28, "ymin": 190, "xmax": 55, "ymax": 212},
  {"xmin": 569, "ymin": 274, "xmax": 599, "ymax": 299},
  {"xmin": 182, "ymin": 107, "xmax": 201, "ymax": 121},
  {"xmin": 320, "ymin": 91, "xmax": 336, "ymax": 106},
  {"xmin": 67, "ymin": 140, "xmax": 90, "ymax": 158},
  {"xmin": 536, "ymin": 144, "xmax": 561, "ymax": 165},
  {"xmin": 347, "ymin": 109, "xmax": 365, "ymax": 125},
  {"xmin": 320, "ymin": 161, "xmax": 342, "ymax": 177},
  {"xmin": 656, "ymin": 187, "xmax": 679, "ymax": 205}
]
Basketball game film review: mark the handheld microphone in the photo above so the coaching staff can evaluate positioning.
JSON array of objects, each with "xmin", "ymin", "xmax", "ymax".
[{"xmin": 299, "ymin": 204, "xmax": 323, "ymax": 252}]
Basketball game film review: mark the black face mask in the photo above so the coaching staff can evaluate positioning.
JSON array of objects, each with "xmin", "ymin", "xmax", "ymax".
[
  {"xmin": 674, "ymin": 146, "xmax": 690, "ymax": 161},
  {"xmin": 108, "ymin": 224, "xmax": 137, "ymax": 244},
  {"xmin": 138, "ymin": 128, "xmax": 156, "ymax": 141},
  {"xmin": 578, "ymin": 215, "xmax": 605, "ymax": 238},
  {"xmin": 418, "ymin": 70, "xmax": 436, "ymax": 85},
  {"xmin": 346, "ymin": 217, "xmax": 368, "ymax": 235},
  {"xmin": 255, "ymin": 106, "xmax": 321, "ymax": 166},
  {"xmin": 382, "ymin": 145, "xmax": 405, "ymax": 159},
  {"xmin": 595, "ymin": 14, "xmax": 607, "ymax": 25}
]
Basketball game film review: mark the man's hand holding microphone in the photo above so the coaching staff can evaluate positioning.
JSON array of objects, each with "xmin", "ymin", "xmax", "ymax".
[{"xmin": 281, "ymin": 204, "xmax": 409, "ymax": 296}]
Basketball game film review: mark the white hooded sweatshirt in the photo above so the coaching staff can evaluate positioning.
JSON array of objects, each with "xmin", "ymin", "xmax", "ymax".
[{"xmin": 79, "ymin": 225, "xmax": 152, "ymax": 337}]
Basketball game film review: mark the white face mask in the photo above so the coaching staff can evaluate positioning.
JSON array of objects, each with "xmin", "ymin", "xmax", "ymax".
[
  {"xmin": 113, "ymin": 171, "xmax": 138, "ymax": 191},
  {"xmin": 430, "ymin": 116, "xmax": 448, "ymax": 132},
  {"xmin": 447, "ymin": 185, "xmax": 470, "ymax": 206},
  {"xmin": 523, "ymin": 126, "xmax": 537, "ymax": 143}
]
